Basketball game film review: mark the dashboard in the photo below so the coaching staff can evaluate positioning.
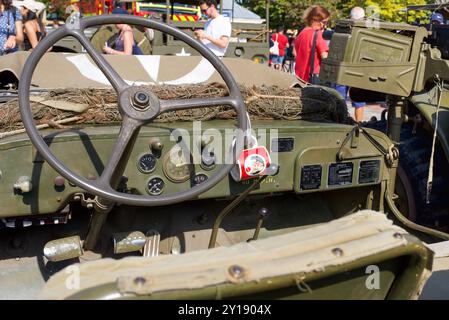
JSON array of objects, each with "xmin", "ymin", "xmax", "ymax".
[{"xmin": 0, "ymin": 120, "xmax": 392, "ymax": 218}]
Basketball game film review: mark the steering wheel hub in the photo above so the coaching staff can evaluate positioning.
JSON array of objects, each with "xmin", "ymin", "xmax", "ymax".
[{"xmin": 119, "ymin": 86, "xmax": 160, "ymax": 120}]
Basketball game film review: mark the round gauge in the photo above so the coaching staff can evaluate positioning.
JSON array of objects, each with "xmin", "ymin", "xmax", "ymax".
[
  {"xmin": 147, "ymin": 177, "xmax": 165, "ymax": 196},
  {"xmin": 138, "ymin": 153, "xmax": 157, "ymax": 173},
  {"xmin": 163, "ymin": 145, "xmax": 193, "ymax": 183},
  {"xmin": 193, "ymin": 173, "xmax": 208, "ymax": 186}
]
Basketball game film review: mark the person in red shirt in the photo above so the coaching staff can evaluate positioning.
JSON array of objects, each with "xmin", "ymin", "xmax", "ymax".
[
  {"xmin": 293, "ymin": 5, "xmax": 330, "ymax": 82},
  {"xmin": 270, "ymin": 25, "xmax": 289, "ymax": 70}
]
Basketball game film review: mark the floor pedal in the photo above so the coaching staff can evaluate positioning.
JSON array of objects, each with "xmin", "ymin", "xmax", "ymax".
[{"xmin": 143, "ymin": 230, "xmax": 160, "ymax": 258}]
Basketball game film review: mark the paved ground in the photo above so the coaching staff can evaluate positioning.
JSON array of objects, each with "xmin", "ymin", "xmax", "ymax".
[{"xmin": 421, "ymin": 257, "xmax": 449, "ymax": 299}]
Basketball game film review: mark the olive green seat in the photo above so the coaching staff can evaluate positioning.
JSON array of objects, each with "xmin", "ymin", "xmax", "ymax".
[{"xmin": 39, "ymin": 210, "xmax": 433, "ymax": 300}]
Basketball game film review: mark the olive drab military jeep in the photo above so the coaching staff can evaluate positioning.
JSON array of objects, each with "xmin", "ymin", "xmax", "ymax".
[{"xmin": 0, "ymin": 13, "xmax": 435, "ymax": 299}]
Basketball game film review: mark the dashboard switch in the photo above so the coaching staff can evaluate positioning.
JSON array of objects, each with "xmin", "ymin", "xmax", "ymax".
[
  {"xmin": 150, "ymin": 139, "xmax": 164, "ymax": 152},
  {"xmin": 54, "ymin": 176, "xmax": 66, "ymax": 187}
]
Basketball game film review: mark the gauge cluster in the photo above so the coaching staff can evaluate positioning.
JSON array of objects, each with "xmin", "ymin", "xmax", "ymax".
[{"xmin": 135, "ymin": 143, "xmax": 212, "ymax": 196}]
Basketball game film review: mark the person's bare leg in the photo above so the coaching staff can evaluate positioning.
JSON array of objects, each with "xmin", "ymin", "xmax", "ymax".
[{"xmin": 355, "ymin": 107, "xmax": 364, "ymax": 122}]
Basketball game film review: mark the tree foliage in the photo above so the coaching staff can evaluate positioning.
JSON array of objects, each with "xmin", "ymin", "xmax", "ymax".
[
  {"xmin": 337, "ymin": 0, "xmax": 430, "ymax": 23},
  {"xmin": 238, "ymin": 0, "xmax": 432, "ymax": 29}
]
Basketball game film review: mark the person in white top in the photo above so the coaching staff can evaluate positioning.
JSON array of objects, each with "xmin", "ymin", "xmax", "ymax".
[{"xmin": 194, "ymin": 0, "xmax": 231, "ymax": 57}]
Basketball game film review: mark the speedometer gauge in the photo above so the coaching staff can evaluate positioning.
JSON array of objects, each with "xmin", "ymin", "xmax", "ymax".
[{"xmin": 163, "ymin": 144, "xmax": 193, "ymax": 183}]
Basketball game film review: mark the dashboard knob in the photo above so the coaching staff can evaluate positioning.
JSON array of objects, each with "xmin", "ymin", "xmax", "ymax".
[
  {"xmin": 259, "ymin": 207, "xmax": 270, "ymax": 219},
  {"xmin": 54, "ymin": 176, "xmax": 66, "ymax": 187},
  {"xmin": 150, "ymin": 139, "xmax": 163, "ymax": 152}
]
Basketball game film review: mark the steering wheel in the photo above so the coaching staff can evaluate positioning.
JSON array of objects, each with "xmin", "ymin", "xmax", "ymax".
[{"xmin": 18, "ymin": 15, "xmax": 248, "ymax": 207}]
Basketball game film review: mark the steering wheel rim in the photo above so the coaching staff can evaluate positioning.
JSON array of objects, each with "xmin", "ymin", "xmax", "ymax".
[{"xmin": 18, "ymin": 15, "xmax": 248, "ymax": 206}]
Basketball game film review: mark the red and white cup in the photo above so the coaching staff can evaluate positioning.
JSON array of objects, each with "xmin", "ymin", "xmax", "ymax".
[{"xmin": 231, "ymin": 146, "xmax": 272, "ymax": 182}]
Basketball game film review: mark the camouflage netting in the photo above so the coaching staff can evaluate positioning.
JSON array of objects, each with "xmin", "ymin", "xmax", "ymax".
[{"xmin": 0, "ymin": 83, "xmax": 350, "ymax": 135}]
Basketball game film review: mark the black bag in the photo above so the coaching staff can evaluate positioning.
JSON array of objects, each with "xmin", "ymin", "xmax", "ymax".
[
  {"xmin": 309, "ymin": 73, "xmax": 324, "ymax": 85},
  {"xmin": 308, "ymin": 30, "xmax": 325, "ymax": 85}
]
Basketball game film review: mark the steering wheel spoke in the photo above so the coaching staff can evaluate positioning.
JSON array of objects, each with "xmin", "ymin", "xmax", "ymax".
[
  {"xmin": 69, "ymin": 30, "xmax": 128, "ymax": 93},
  {"xmin": 100, "ymin": 117, "xmax": 141, "ymax": 187},
  {"xmin": 159, "ymin": 97, "xmax": 239, "ymax": 114}
]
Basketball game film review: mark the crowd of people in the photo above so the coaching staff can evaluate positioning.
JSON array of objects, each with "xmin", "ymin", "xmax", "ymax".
[
  {"xmin": 267, "ymin": 5, "xmax": 368, "ymax": 122},
  {"xmin": 0, "ymin": 0, "xmax": 439, "ymax": 122},
  {"xmin": 0, "ymin": 0, "xmax": 372, "ymax": 122},
  {"xmin": 0, "ymin": 0, "xmax": 47, "ymax": 54}
]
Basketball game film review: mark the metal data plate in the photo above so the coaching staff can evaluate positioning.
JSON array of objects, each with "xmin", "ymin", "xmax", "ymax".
[
  {"xmin": 300, "ymin": 165, "xmax": 322, "ymax": 190},
  {"xmin": 328, "ymin": 162, "xmax": 353, "ymax": 187},
  {"xmin": 271, "ymin": 138, "xmax": 294, "ymax": 152},
  {"xmin": 358, "ymin": 160, "xmax": 381, "ymax": 184}
]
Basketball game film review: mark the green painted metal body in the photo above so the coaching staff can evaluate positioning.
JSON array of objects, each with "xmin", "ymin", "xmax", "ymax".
[
  {"xmin": 150, "ymin": 20, "xmax": 269, "ymax": 63},
  {"xmin": 410, "ymin": 87, "xmax": 449, "ymax": 161},
  {"xmin": 321, "ymin": 20, "xmax": 428, "ymax": 97}
]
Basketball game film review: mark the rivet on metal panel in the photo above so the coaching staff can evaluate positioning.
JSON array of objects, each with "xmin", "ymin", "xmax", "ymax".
[
  {"xmin": 134, "ymin": 277, "xmax": 146, "ymax": 286},
  {"xmin": 393, "ymin": 232, "xmax": 403, "ymax": 239},
  {"xmin": 228, "ymin": 265, "xmax": 245, "ymax": 279},
  {"xmin": 332, "ymin": 247, "xmax": 344, "ymax": 257}
]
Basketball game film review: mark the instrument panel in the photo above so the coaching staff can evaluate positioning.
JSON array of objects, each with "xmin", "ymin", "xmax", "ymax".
[
  {"xmin": 131, "ymin": 132, "xmax": 386, "ymax": 197},
  {"xmin": 136, "ymin": 142, "xmax": 213, "ymax": 195},
  {"xmin": 0, "ymin": 121, "xmax": 392, "ymax": 216}
]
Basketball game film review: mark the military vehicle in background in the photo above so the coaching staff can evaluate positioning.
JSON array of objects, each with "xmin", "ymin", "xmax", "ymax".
[
  {"xmin": 46, "ymin": 0, "xmax": 270, "ymax": 63},
  {"xmin": 117, "ymin": 0, "xmax": 270, "ymax": 63},
  {"xmin": 0, "ymin": 14, "xmax": 436, "ymax": 299},
  {"xmin": 44, "ymin": 0, "xmax": 115, "ymax": 53},
  {"xmin": 321, "ymin": 3, "xmax": 449, "ymax": 231}
]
